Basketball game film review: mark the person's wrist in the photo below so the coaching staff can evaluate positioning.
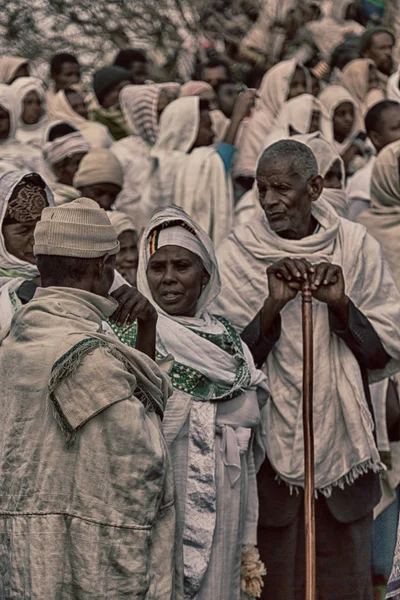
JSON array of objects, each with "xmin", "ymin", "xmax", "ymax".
[
  {"xmin": 327, "ymin": 294, "xmax": 349, "ymax": 312},
  {"xmin": 137, "ymin": 313, "xmax": 158, "ymax": 326},
  {"xmin": 265, "ymin": 295, "xmax": 287, "ymax": 313}
]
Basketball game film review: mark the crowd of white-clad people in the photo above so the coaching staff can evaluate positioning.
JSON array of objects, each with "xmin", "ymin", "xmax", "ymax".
[{"xmin": 3, "ymin": 2, "xmax": 400, "ymax": 598}]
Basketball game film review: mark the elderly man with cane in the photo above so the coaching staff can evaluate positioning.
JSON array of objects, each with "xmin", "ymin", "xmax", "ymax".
[
  {"xmin": 213, "ymin": 139, "xmax": 400, "ymax": 600},
  {"xmin": 0, "ymin": 198, "xmax": 182, "ymax": 599}
]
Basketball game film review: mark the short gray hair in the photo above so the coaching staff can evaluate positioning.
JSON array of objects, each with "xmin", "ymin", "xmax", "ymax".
[{"xmin": 257, "ymin": 139, "xmax": 318, "ymax": 181}]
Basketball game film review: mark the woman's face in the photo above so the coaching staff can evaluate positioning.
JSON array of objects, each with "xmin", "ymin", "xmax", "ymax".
[
  {"xmin": 0, "ymin": 106, "xmax": 10, "ymax": 140},
  {"xmin": 368, "ymin": 64, "xmax": 380, "ymax": 91},
  {"xmin": 66, "ymin": 90, "xmax": 88, "ymax": 119},
  {"xmin": 115, "ymin": 230, "xmax": 138, "ymax": 286},
  {"xmin": 147, "ymin": 245, "xmax": 209, "ymax": 317},
  {"xmin": 323, "ymin": 159, "xmax": 343, "ymax": 189},
  {"xmin": 309, "ymin": 110, "xmax": 320, "ymax": 133},
  {"xmin": 22, "ymin": 91, "xmax": 42, "ymax": 125},
  {"xmin": 287, "ymin": 67, "xmax": 307, "ymax": 100},
  {"xmin": 333, "ymin": 101, "xmax": 354, "ymax": 142},
  {"xmin": 191, "ymin": 109, "xmax": 215, "ymax": 149},
  {"xmin": 2, "ymin": 218, "xmax": 40, "ymax": 264}
]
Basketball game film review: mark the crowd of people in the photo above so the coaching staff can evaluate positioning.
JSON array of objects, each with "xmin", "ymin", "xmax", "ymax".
[{"xmin": 3, "ymin": 2, "xmax": 400, "ymax": 599}]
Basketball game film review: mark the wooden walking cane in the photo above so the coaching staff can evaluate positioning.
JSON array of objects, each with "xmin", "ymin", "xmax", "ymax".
[{"xmin": 302, "ymin": 282, "xmax": 316, "ymax": 600}]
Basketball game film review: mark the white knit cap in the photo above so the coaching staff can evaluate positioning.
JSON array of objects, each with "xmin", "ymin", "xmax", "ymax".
[
  {"xmin": 73, "ymin": 149, "xmax": 123, "ymax": 189},
  {"xmin": 107, "ymin": 210, "xmax": 137, "ymax": 237},
  {"xmin": 34, "ymin": 197, "xmax": 120, "ymax": 258}
]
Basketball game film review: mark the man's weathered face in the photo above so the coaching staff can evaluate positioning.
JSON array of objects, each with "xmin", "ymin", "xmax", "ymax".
[
  {"xmin": 367, "ymin": 32, "xmax": 394, "ymax": 76},
  {"xmin": 256, "ymin": 157, "xmax": 313, "ymax": 238},
  {"xmin": 54, "ymin": 61, "xmax": 80, "ymax": 92}
]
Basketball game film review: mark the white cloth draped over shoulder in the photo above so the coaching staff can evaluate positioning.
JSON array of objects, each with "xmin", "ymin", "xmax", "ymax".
[
  {"xmin": 234, "ymin": 59, "xmax": 307, "ymax": 179},
  {"xmin": 0, "ymin": 170, "xmax": 54, "ymax": 329},
  {"xmin": 265, "ymin": 93, "xmax": 332, "ymax": 145},
  {"xmin": 47, "ymin": 88, "xmax": 113, "ymax": 148},
  {"xmin": 0, "ymin": 84, "xmax": 44, "ymax": 175},
  {"xmin": 112, "ymin": 83, "xmax": 180, "ymax": 220},
  {"xmin": 134, "ymin": 205, "xmax": 268, "ymax": 599},
  {"xmin": 212, "ymin": 198, "xmax": 400, "ymax": 495},
  {"xmin": 318, "ymin": 85, "xmax": 364, "ymax": 155},
  {"xmin": 358, "ymin": 139, "xmax": 400, "ymax": 289},
  {"xmin": 11, "ymin": 77, "xmax": 49, "ymax": 149},
  {"xmin": 140, "ymin": 97, "xmax": 233, "ymax": 247}
]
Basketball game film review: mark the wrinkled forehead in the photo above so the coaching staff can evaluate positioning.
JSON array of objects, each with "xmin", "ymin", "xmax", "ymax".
[{"xmin": 256, "ymin": 155, "xmax": 303, "ymax": 182}]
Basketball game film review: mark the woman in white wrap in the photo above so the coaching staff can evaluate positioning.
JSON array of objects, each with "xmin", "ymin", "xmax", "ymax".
[
  {"xmin": 318, "ymin": 84, "xmax": 367, "ymax": 174},
  {"xmin": 11, "ymin": 77, "xmax": 48, "ymax": 149},
  {"xmin": 233, "ymin": 59, "xmax": 311, "ymax": 184},
  {"xmin": 0, "ymin": 84, "xmax": 43, "ymax": 175},
  {"xmin": 111, "ymin": 83, "xmax": 179, "ymax": 219},
  {"xmin": 47, "ymin": 86, "xmax": 113, "ymax": 148},
  {"xmin": 109, "ymin": 205, "xmax": 268, "ymax": 600},
  {"xmin": 141, "ymin": 91, "xmax": 254, "ymax": 246}
]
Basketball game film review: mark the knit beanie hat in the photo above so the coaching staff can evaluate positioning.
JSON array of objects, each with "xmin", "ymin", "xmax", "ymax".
[
  {"xmin": 73, "ymin": 150, "xmax": 123, "ymax": 189},
  {"xmin": 93, "ymin": 66, "xmax": 131, "ymax": 103},
  {"xmin": 107, "ymin": 210, "xmax": 137, "ymax": 237},
  {"xmin": 34, "ymin": 197, "xmax": 120, "ymax": 258}
]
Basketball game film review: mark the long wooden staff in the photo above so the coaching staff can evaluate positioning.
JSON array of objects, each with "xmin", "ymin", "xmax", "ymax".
[{"xmin": 302, "ymin": 282, "xmax": 316, "ymax": 600}]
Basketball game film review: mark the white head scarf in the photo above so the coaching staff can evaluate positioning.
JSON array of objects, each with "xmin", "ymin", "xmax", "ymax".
[
  {"xmin": 296, "ymin": 133, "xmax": 348, "ymax": 216},
  {"xmin": 358, "ymin": 140, "xmax": 400, "ymax": 288},
  {"xmin": 318, "ymin": 85, "xmax": 363, "ymax": 153},
  {"xmin": 0, "ymin": 56, "xmax": 28, "ymax": 84},
  {"xmin": 141, "ymin": 97, "xmax": 233, "ymax": 245},
  {"xmin": 387, "ymin": 71, "xmax": 400, "ymax": 103},
  {"xmin": 11, "ymin": 77, "xmax": 48, "ymax": 148},
  {"xmin": 234, "ymin": 59, "xmax": 311, "ymax": 178},
  {"xmin": 342, "ymin": 59, "xmax": 385, "ymax": 116},
  {"xmin": 48, "ymin": 88, "xmax": 113, "ymax": 149},
  {"xmin": 0, "ymin": 84, "xmax": 44, "ymax": 174},
  {"xmin": 120, "ymin": 83, "xmax": 180, "ymax": 146}
]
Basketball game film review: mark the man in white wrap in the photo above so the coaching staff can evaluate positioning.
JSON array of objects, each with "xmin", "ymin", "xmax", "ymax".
[
  {"xmin": 0, "ymin": 198, "xmax": 183, "ymax": 599},
  {"xmin": 213, "ymin": 139, "xmax": 400, "ymax": 600}
]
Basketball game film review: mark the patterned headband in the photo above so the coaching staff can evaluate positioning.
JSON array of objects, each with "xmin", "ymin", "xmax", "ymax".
[{"xmin": 4, "ymin": 182, "xmax": 48, "ymax": 224}]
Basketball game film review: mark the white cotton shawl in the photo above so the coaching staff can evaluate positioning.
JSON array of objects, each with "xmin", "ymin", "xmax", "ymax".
[
  {"xmin": 140, "ymin": 97, "xmax": 233, "ymax": 247},
  {"xmin": 342, "ymin": 59, "xmax": 385, "ymax": 116},
  {"xmin": 0, "ymin": 84, "xmax": 43, "ymax": 174},
  {"xmin": 0, "ymin": 56, "xmax": 27, "ymax": 84},
  {"xmin": 0, "ymin": 170, "xmax": 54, "ymax": 329},
  {"xmin": 48, "ymin": 89, "xmax": 113, "ymax": 149},
  {"xmin": 272, "ymin": 94, "xmax": 332, "ymax": 141},
  {"xmin": 358, "ymin": 140, "xmax": 400, "ymax": 289},
  {"xmin": 112, "ymin": 83, "xmax": 180, "ymax": 220},
  {"xmin": 387, "ymin": 71, "xmax": 400, "ymax": 103},
  {"xmin": 318, "ymin": 85, "xmax": 363, "ymax": 155},
  {"xmin": 11, "ymin": 77, "xmax": 48, "ymax": 149},
  {"xmin": 213, "ymin": 198, "xmax": 400, "ymax": 494}
]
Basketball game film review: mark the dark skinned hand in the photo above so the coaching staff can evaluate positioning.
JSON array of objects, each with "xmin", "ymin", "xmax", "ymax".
[
  {"xmin": 310, "ymin": 262, "xmax": 346, "ymax": 307},
  {"xmin": 110, "ymin": 285, "xmax": 158, "ymax": 327},
  {"xmin": 267, "ymin": 258, "xmax": 314, "ymax": 307}
]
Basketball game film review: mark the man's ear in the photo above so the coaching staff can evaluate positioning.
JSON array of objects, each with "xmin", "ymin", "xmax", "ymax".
[
  {"xmin": 369, "ymin": 130, "xmax": 380, "ymax": 151},
  {"xmin": 308, "ymin": 174, "xmax": 324, "ymax": 202},
  {"xmin": 95, "ymin": 255, "xmax": 108, "ymax": 278}
]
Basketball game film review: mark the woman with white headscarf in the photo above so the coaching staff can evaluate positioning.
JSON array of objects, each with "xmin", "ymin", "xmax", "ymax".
[
  {"xmin": 111, "ymin": 83, "xmax": 179, "ymax": 219},
  {"xmin": 0, "ymin": 84, "xmax": 44, "ymax": 175},
  {"xmin": 234, "ymin": 59, "xmax": 311, "ymax": 188},
  {"xmin": 319, "ymin": 84, "xmax": 368, "ymax": 175},
  {"xmin": 0, "ymin": 170, "xmax": 54, "ymax": 329},
  {"xmin": 11, "ymin": 77, "xmax": 48, "ymax": 149},
  {"xmin": 109, "ymin": 205, "xmax": 268, "ymax": 600},
  {"xmin": 47, "ymin": 86, "xmax": 113, "ymax": 148},
  {"xmin": 141, "ymin": 91, "xmax": 254, "ymax": 246}
]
